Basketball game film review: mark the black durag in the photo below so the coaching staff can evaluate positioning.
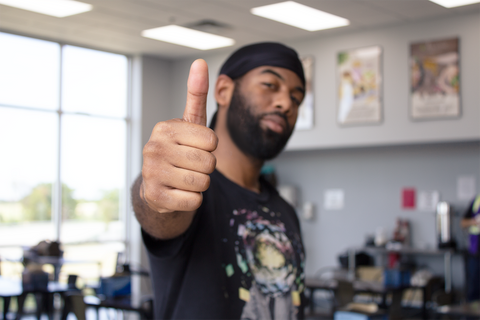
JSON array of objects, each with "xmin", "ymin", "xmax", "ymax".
[{"xmin": 209, "ymin": 42, "xmax": 305, "ymax": 129}]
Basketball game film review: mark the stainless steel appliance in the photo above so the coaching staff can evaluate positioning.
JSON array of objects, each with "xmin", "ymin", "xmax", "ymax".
[{"xmin": 436, "ymin": 202, "xmax": 456, "ymax": 249}]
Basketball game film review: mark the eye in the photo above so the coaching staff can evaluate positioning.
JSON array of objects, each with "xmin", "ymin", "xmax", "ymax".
[
  {"xmin": 262, "ymin": 82, "xmax": 276, "ymax": 90},
  {"xmin": 291, "ymin": 95, "xmax": 302, "ymax": 107}
]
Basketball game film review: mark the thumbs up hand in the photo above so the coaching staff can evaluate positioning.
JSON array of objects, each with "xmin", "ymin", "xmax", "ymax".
[{"xmin": 141, "ymin": 59, "xmax": 218, "ymax": 214}]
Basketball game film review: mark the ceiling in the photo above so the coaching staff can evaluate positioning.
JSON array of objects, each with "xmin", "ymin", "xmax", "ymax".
[{"xmin": 0, "ymin": 0, "xmax": 478, "ymax": 60}]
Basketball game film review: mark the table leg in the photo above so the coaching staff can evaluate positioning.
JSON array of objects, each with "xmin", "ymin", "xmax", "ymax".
[
  {"xmin": 309, "ymin": 288, "xmax": 316, "ymax": 315},
  {"xmin": 61, "ymin": 294, "xmax": 71, "ymax": 320},
  {"xmin": 3, "ymin": 297, "xmax": 11, "ymax": 320},
  {"xmin": 46, "ymin": 292, "xmax": 55, "ymax": 320},
  {"xmin": 444, "ymin": 251, "xmax": 452, "ymax": 293},
  {"xmin": 53, "ymin": 262, "xmax": 62, "ymax": 282},
  {"xmin": 15, "ymin": 293, "xmax": 26, "ymax": 320},
  {"xmin": 379, "ymin": 292, "xmax": 387, "ymax": 309},
  {"xmin": 422, "ymin": 286, "xmax": 427, "ymax": 320},
  {"xmin": 348, "ymin": 249, "xmax": 356, "ymax": 280},
  {"xmin": 34, "ymin": 293, "xmax": 45, "ymax": 320}
]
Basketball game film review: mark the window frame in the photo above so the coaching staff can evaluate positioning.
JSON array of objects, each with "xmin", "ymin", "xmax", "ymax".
[{"xmin": 0, "ymin": 30, "xmax": 133, "ymax": 250}]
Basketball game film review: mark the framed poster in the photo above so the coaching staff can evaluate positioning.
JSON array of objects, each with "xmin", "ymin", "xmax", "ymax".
[
  {"xmin": 410, "ymin": 37, "xmax": 460, "ymax": 120},
  {"xmin": 336, "ymin": 46, "xmax": 382, "ymax": 126},
  {"xmin": 295, "ymin": 56, "xmax": 314, "ymax": 131}
]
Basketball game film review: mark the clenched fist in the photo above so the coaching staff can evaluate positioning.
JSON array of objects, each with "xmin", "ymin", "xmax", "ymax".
[{"xmin": 141, "ymin": 59, "xmax": 218, "ymax": 215}]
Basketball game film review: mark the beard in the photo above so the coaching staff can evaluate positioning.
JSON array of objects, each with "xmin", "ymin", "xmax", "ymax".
[{"xmin": 227, "ymin": 86, "xmax": 294, "ymax": 160}]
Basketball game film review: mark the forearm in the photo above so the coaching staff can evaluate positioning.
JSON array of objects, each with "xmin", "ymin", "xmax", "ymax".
[
  {"xmin": 131, "ymin": 174, "xmax": 196, "ymax": 240},
  {"xmin": 461, "ymin": 218, "xmax": 476, "ymax": 229}
]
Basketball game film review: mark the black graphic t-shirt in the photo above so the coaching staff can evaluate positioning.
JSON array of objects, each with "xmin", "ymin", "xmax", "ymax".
[{"xmin": 143, "ymin": 169, "xmax": 306, "ymax": 319}]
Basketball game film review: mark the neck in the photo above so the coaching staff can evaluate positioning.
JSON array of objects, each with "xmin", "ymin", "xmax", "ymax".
[{"xmin": 213, "ymin": 119, "xmax": 264, "ymax": 193}]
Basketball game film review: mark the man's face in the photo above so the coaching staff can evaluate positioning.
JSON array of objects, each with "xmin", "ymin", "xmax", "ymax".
[{"xmin": 227, "ymin": 66, "xmax": 305, "ymax": 160}]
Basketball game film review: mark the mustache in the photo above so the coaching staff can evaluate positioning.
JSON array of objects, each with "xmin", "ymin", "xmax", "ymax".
[{"xmin": 260, "ymin": 111, "xmax": 290, "ymax": 133}]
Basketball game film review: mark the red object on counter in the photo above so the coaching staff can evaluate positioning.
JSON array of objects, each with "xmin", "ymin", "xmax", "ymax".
[{"xmin": 388, "ymin": 252, "xmax": 400, "ymax": 269}]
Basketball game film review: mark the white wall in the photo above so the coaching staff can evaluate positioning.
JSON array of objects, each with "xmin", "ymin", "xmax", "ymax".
[{"xmin": 140, "ymin": 55, "xmax": 174, "ymax": 146}]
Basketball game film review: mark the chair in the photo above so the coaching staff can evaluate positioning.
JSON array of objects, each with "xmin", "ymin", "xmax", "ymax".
[
  {"xmin": 423, "ymin": 276, "xmax": 445, "ymax": 302},
  {"xmin": 16, "ymin": 271, "xmax": 50, "ymax": 320},
  {"xmin": 388, "ymin": 289, "xmax": 404, "ymax": 320},
  {"xmin": 140, "ymin": 295, "xmax": 154, "ymax": 319},
  {"xmin": 61, "ymin": 292, "xmax": 87, "ymax": 320},
  {"xmin": 335, "ymin": 288, "xmax": 405, "ymax": 320},
  {"xmin": 335, "ymin": 280, "xmax": 356, "ymax": 310},
  {"xmin": 67, "ymin": 274, "xmax": 80, "ymax": 290}
]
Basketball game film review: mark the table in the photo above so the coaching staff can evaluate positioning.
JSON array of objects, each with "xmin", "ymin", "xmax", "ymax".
[
  {"xmin": 436, "ymin": 301, "xmax": 480, "ymax": 318},
  {"xmin": 27, "ymin": 256, "xmax": 102, "ymax": 282},
  {"xmin": 0, "ymin": 276, "xmax": 70, "ymax": 320},
  {"xmin": 305, "ymin": 277, "xmax": 428, "ymax": 319},
  {"xmin": 0, "ymin": 277, "xmax": 21, "ymax": 320},
  {"xmin": 83, "ymin": 295, "xmax": 149, "ymax": 320},
  {"xmin": 348, "ymin": 247, "xmax": 461, "ymax": 293},
  {"xmin": 3, "ymin": 254, "xmax": 102, "ymax": 282}
]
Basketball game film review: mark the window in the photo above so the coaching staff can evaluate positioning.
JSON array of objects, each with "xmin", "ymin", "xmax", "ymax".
[{"xmin": 0, "ymin": 32, "xmax": 129, "ymax": 281}]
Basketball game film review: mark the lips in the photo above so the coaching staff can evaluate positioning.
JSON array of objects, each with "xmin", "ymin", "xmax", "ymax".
[{"xmin": 261, "ymin": 113, "xmax": 287, "ymax": 134}]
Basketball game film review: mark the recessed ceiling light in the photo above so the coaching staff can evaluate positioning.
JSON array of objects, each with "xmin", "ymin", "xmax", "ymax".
[
  {"xmin": 141, "ymin": 25, "xmax": 235, "ymax": 50},
  {"xmin": 251, "ymin": 1, "xmax": 349, "ymax": 31},
  {"xmin": 429, "ymin": 0, "xmax": 480, "ymax": 7},
  {"xmin": 0, "ymin": 0, "xmax": 92, "ymax": 17}
]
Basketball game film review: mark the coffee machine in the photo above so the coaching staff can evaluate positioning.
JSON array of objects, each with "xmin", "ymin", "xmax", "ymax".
[{"xmin": 436, "ymin": 202, "xmax": 457, "ymax": 249}]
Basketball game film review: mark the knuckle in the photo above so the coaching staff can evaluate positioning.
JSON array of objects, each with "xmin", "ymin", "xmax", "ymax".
[
  {"xmin": 185, "ymin": 149, "xmax": 201, "ymax": 162},
  {"xmin": 144, "ymin": 185, "xmax": 160, "ymax": 201},
  {"xmin": 183, "ymin": 173, "xmax": 196, "ymax": 186},
  {"xmin": 153, "ymin": 189, "xmax": 176, "ymax": 211},
  {"xmin": 143, "ymin": 141, "xmax": 159, "ymax": 157},
  {"xmin": 141, "ymin": 174, "xmax": 170, "ymax": 203},
  {"xmin": 203, "ymin": 154, "xmax": 216, "ymax": 173},
  {"xmin": 188, "ymin": 89, "xmax": 208, "ymax": 99},
  {"xmin": 183, "ymin": 172, "xmax": 210, "ymax": 191},
  {"xmin": 182, "ymin": 193, "xmax": 202, "ymax": 211},
  {"xmin": 153, "ymin": 121, "xmax": 169, "ymax": 134},
  {"xmin": 141, "ymin": 169, "xmax": 149, "ymax": 183},
  {"xmin": 199, "ymin": 175, "xmax": 210, "ymax": 191},
  {"xmin": 141, "ymin": 165, "xmax": 156, "ymax": 181},
  {"xmin": 142, "ymin": 185, "xmax": 157, "ymax": 203},
  {"xmin": 141, "ymin": 158, "xmax": 167, "ymax": 182},
  {"xmin": 206, "ymin": 130, "xmax": 219, "ymax": 150},
  {"xmin": 153, "ymin": 120, "xmax": 178, "ymax": 140}
]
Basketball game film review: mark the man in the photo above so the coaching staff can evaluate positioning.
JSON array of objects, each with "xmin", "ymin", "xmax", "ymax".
[
  {"xmin": 132, "ymin": 42, "xmax": 306, "ymax": 319},
  {"xmin": 461, "ymin": 194, "xmax": 480, "ymax": 301}
]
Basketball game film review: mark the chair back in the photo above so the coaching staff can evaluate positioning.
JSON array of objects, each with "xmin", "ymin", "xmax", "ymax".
[
  {"xmin": 335, "ymin": 280, "xmax": 355, "ymax": 308},
  {"xmin": 22, "ymin": 270, "xmax": 49, "ymax": 291},
  {"xmin": 67, "ymin": 274, "xmax": 79, "ymax": 290},
  {"xmin": 61, "ymin": 292, "xmax": 86, "ymax": 320}
]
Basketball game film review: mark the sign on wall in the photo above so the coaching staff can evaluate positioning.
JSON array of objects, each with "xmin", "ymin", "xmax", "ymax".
[
  {"xmin": 410, "ymin": 37, "xmax": 460, "ymax": 120},
  {"xmin": 336, "ymin": 46, "xmax": 383, "ymax": 126},
  {"xmin": 295, "ymin": 56, "xmax": 315, "ymax": 131}
]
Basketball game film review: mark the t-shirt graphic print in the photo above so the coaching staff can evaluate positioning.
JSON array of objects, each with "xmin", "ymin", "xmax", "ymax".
[{"xmin": 225, "ymin": 207, "xmax": 304, "ymax": 320}]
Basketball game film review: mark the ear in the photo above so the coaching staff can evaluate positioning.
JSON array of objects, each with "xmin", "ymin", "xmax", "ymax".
[{"xmin": 215, "ymin": 74, "xmax": 235, "ymax": 110}]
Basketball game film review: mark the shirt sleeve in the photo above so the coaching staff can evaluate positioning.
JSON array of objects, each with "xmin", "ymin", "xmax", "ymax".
[{"xmin": 142, "ymin": 207, "xmax": 203, "ymax": 259}]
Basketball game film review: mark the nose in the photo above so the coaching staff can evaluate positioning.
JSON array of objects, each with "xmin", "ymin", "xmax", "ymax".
[{"xmin": 274, "ymin": 89, "xmax": 293, "ymax": 114}]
